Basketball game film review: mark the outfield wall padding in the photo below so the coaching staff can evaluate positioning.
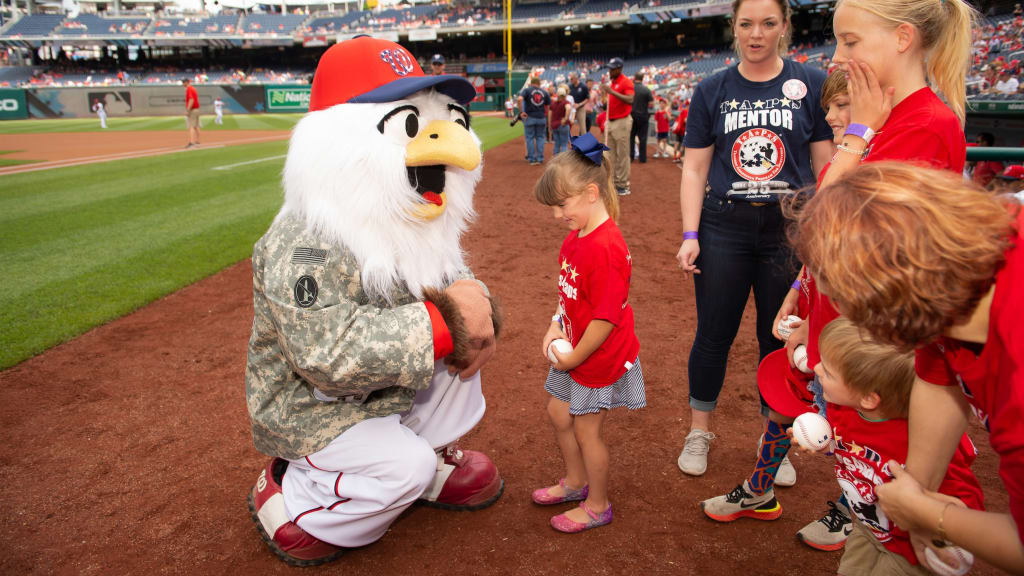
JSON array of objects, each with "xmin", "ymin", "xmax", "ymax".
[{"xmin": 24, "ymin": 85, "xmax": 270, "ymax": 119}]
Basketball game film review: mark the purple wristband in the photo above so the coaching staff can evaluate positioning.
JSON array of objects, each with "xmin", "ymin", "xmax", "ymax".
[
  {"xmin": 791, "ymin": 280, "xmax": 801, "ymax": 290},
  {"xmin": 683, "ymin": 231, "xmax": 698, "ymax": 240}
]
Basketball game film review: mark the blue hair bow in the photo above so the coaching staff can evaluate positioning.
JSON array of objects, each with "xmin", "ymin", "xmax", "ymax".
[{"xmin": 570, "ymin": 133, "xmax": 611, "ymax": 166}]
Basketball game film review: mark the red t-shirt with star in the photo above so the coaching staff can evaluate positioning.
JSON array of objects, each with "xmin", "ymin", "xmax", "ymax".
[
  {"xmin": 826, "ymin": 403, "xmax": 984, "ymax": 564},
  {"xmin": 914, "ymin": 208, "xmax": 1024, "ymax": 543},
  {"xmin": 556, "ymin": 218, "xmax": 640, "ymax": 387},
  {"xmin": 607, "ymin": 74, "xmax": 634, "ymax": 120}
]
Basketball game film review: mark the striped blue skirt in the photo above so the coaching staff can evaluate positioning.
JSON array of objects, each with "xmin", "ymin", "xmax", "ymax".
[{"xmin": 544, "ymin": 357, "xmax": 646, "ymax": 415}]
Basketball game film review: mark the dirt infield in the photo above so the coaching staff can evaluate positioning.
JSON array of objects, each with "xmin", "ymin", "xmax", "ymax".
[
  {"xmin": 0, "ymin": 130, "xmax": 290, "ymax": 175},
  {"xmin": 0, "ymin": 137, "xmax": 1007, "ymax": 575}
]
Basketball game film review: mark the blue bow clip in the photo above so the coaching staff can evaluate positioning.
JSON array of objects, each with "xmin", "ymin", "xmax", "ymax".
[{"xmin": 570, "ymin": 133, "xmax": 611, "ymax": 167}]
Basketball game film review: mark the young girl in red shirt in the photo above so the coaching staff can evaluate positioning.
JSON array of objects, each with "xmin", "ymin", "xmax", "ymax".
[
  {"xmin": 530, "ymin": 133, "xmax": 645, "ymax": 533},
  {"xmin": 793, "ymin": 162, "xmax": 1024, "ymax": 574},
  {"xmin": 653, "ymin": 99, "xmax": 671, "ymax": 158}
]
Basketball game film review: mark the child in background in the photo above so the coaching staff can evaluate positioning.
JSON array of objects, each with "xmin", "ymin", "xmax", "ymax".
[
  {"xmin": 653, "ymin": 99, "xmax": 670, "ymax": 158},
  {"xmin": 793, "ymin": 162, "xmax": 1024, "ymax": 573},
  {"xmin": 670, "ymin": 99, "xmax": 687, "ymax": 163},
  {"xmin": 789, "ymin": 317, "xmax": 984, "ymax": 576},
  {"xmin": 531, "ymin": 133, "xmax": 646, "ymax": 533}
]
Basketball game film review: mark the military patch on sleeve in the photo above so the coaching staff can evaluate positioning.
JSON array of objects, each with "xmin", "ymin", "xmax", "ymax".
[
  {"xmin": 294, "ymin": 275, "xmax": 318, "ymax": 308},
  {"xmin": 291, "ymin": 247, "xmax": 328, "ymax": 266}
]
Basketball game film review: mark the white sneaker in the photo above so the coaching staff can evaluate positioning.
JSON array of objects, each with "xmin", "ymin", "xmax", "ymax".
[
  {"xmin": 757, "ymin": 433, "xmax": 796, "ymax": 487},
  {"xmin": 678, "ymin": 429, "xmax": 716, "ymax": 476}
]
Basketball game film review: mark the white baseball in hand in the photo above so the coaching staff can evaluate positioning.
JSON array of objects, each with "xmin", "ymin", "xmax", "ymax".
[
  {"xmin": 792, "ymin": 412, "xmax": 832, "ymax": 452},
  {"xmin": 547, "ymin": 339, "xmax": 573, "ymax": 363},
  {"xmin": 924, "ymin": 543, "xmax": 974, "ymax": 576},
  {"xmin": 777, "ymin": 315, "xmax": 802, "ymax": 341},
  {"xmin": 793, "ymin": 344, "xmax": 811, "ymax": 373}
]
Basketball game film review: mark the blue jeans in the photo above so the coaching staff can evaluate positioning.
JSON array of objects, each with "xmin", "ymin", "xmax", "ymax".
[
  {"xmin": 688, "ymin": 195, "xmax": 798, "ymax": 413},
  {"xmin": 552, "ymin": 125, "xmax": 570, "ymax": 155},
  {"xmin": 524, "ymin": 117, "xmax": 547, "ymax": 163}
]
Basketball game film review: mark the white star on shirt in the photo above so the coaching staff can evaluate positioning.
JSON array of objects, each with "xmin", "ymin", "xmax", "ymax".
[
  {"xmin": 780, "ymin": 97, "xmax": 792, "ymax": 107},
  {"xmin": 754, "ymin": 99, "xmax": 765, "ymax": 109},
  {"xmin": 728, "ymin": 99, "xmax": 739, "ymax": 110}
]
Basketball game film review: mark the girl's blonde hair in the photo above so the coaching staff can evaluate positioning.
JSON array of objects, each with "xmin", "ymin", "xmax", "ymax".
[
  {"xmin": 837, "ymin": 0, "xmax": 977, "ymax": 124},
  {"xmin": 820, "ymin": 69, "xmax": 849, "ymax": 109},
  {"xmin": 534, "ymin": 150, "xmax": 620, "ymax": 222},
  {"xmin": 789, "ymin": 161, "xmax": 1016, "ymax": 350},
  {"xmin": 731, "ymin": 0, "xmax": 792, "ymax": 56},
  {"xmin": 819, "ymin": 317, "xmax": 915, "ymax": 418}
]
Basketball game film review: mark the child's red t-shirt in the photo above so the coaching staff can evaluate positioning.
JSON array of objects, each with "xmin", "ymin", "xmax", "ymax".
[
  {"xmin": 655, "ymin": 110, "xmax": 669, "ymax": 133},
  {"xmin": 827, "ymin": 403, "xmax": 984, "ymax": 564},
  {"xmin": 672, "ymin": 109, "xmax": 687, "ymax": 136},
  {"xmin": 557, "ymin": 218, "xmax": 640, "ymax": 387},
  {"xmin": 914, "ymin": 208, "xmax": 1024, "ymax": 544}
]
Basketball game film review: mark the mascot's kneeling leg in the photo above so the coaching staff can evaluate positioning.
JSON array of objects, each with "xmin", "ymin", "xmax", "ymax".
[
  {"xmin": 251, "ymin": 414, "xmax": 438, "ymax": 564},
  {"xmin": 405, "ymin": 362, "xmax": 503, "ymax": 510}
]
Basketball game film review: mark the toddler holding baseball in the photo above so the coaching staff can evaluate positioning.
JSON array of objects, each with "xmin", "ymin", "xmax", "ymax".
[
  {"xmin": 770, "ymin": 317, "xmax": 984, "ymax": 576},
  {"xmin": 530, "ymin": 133, "xmax": 645, "ymax": 533}
]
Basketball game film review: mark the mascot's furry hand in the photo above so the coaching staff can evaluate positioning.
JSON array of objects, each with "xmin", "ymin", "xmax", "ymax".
[{"xmin": 424, "ymin": 280, "xmax": 501, "ymax": 379}]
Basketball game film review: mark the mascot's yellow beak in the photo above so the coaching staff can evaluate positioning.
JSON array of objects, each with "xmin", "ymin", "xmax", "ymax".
[{"xmin": 405, "ymin": 120, "xmax": 481, "ymax": 221}]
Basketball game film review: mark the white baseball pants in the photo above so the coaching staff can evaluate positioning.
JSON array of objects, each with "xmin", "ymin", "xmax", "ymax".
[{"xmin": 280, "ymin": 361, "xmax": 485, "ymax": 547}]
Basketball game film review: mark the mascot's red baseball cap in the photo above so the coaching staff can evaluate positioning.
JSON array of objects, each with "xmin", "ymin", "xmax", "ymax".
[
  {"xmin": 309, "ymin": 36, "xmax": 476, "ymax": 111},
  {"xmin": 756, "ymin": 348, "xmax": 817, "ymax": 419}
]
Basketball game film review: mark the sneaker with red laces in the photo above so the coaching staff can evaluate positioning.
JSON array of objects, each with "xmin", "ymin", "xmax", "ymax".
[
  {"xmin": 247, "ymin": 458, "xmax": 345, "ymax": 567},
  {"xmin": 418, "ymin": 445, "xmax": 504, "ymax": 511}
]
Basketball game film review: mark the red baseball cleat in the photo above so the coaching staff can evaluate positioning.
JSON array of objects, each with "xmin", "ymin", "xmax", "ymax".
[
  {"xmin": 419, "ymin": 445, "xmax": 504, "ymax": 511},
  {"xmin": 247, "ymin": 458, "xmax": 346, "ymax": 567}
]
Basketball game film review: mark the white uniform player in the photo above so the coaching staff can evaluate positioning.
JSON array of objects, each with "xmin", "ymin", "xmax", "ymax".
[
  {"xmin": 92, "ymin": 99, "xmax": 107, "ymax": 129},
  {"xmin": 214, "ymin": 97, "xmax": 224, "ymax": 125}
]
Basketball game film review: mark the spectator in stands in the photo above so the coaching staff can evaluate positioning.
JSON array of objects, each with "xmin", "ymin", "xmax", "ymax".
[
  {"xmin": 995, "ymin": 69, "xmax": 1020, "ymax": 95},
  {"xmin": 568, "ymin": 72, "xmax": 589, "ymax": 136},
  {"xmin": 184, "ymin": 78, "xmax": 200, "ymax": 148},
  {"xmin": 519, "ymin": 76, "xmax": 550, "ymax": 165},
  {"xmin": 601, "ymin": 57, "xmax": 635, "ymax": 195},
  {"xmin": 629, "ymin": 71, "xmax": 653, "ymax": 164},
  {"xmin": 431, "ymin": 54, "xmax": 446, "ymax": 76},
  {"xmin": 549, "ymin": 85, "xmax": 572, "ymax": 155},
  {"xmin": 674, "ymin": 0, "xmax": 832, "ymax": 478},
  {"xmin": 971, "ymin": 132, "xmax": 1003, "ymax": 188}
]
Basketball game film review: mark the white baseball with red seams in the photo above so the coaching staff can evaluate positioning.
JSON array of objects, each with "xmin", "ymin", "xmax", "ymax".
[
  {"xmin": 792, "ymin": 412, "xmax": 832, "ymax": 452},
  {"xmin": 547, "ymin": 338, "xmax": 573, "ymax": 363},
  {"xmin": 924, "ymin": 543, "xmax": 974, "ymax": 576},
  {"xmin": 793, "ymin": 344, "xmax": 811, "ymax": 373},
  {"xmin": 777, "ymin": 315, "xmax": 802, "ymax": 341}
]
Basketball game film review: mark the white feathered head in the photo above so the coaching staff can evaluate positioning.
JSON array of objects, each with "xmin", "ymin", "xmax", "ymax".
[{"xmin": 281, "ymin": 37, "xmax": 483, "ymax": 302}]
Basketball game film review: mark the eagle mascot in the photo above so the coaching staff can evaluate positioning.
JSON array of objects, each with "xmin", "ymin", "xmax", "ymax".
[{"xmin": 245, "ymin": 37, "xmax": 502, "ymax": 566}]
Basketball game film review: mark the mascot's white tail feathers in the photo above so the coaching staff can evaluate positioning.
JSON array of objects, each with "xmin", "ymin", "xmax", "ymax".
[{"xmin": 281, "ymin": 92, "xmax": 483, "ymax": 303}]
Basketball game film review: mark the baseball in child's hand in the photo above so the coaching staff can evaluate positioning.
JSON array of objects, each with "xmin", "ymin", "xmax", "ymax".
[
  {"xmin": 792, "ymin": 412, "xmax": 833, "ymax": 452},
  {"xmin": 923, "ymin": 543, "xmax": 974, "ymax": 576},
  {"xmin": 547, "ymin": 339, "xmax": 573, "ymax": 364},
  {"xmin": 793, "ymin": 344, "xmax": 812, "ymax": 373},
  {"xmin": 777, "ymin": 315, "xmax": 802, "ymax": 341}
]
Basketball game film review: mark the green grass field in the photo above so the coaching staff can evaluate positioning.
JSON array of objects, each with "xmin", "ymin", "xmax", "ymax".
[{"xmin": 0, "ymin": 115, "xmax": 520, "ymax": 369}]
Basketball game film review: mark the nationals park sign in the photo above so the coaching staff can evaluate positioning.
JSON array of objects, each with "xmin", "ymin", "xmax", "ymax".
[
  {"xmin": 0, "ymin": 89, "xmax": 27, "ymax": 120},
  {"xmin": 265, "ymin": 86, "xmax": 311, "ymax": 112}
]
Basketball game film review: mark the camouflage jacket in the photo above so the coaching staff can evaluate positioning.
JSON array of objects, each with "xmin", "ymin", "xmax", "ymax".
[{"xmin": 245, "ymin": 212, "xmax": 477, "ymax": 459}]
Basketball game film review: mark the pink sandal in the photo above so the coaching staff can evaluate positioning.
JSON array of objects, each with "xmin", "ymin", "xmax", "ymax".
[
  {"xmin": 550, "ymin": 501, "xmax": 613, "ymax": 533},
  {"xmin": 531, "ymin": 478, "xmax": 589, "ymax": 505}
]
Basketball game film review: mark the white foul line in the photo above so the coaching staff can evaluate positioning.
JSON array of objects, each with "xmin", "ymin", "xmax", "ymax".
[{"xmin": 212, "ymin": 154, "xmax": 287, "ymax": 171}]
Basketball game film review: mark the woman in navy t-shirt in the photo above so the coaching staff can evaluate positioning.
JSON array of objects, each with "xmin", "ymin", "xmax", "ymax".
[{"xmin": 674, "ymin": 0, "xmax": 833, "ymax": 477}]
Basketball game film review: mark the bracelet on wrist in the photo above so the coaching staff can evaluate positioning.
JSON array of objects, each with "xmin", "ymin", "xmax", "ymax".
[
  {"xmin": 683, "ymin": 231, "xmax": 698, "ymax": 241},
  {"xmin": 935, "ymin": 502, "xmax": 953, "ymax": 544},
  {"xmin": 837, "ymin": 143, "xmax": 866, "ymax": 157}
]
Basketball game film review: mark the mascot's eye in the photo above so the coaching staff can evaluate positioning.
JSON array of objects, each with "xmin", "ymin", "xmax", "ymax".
[
  {"xmin": 376, "ymin": 105, "xmax": 420, "ymax": 142},
  {"xmin": 448, "ymin": 105, "xmax": 470, "ymax": 130}
]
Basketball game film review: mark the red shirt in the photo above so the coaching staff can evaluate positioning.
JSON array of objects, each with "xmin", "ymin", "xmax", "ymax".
[
  {"xmin": 827, "ymin": 403, "xmax": 984, "ymax": 564},
  {"xmin": 607, "ymin": 74, "xmax": 634, "ymax": 120},
  {"xmin": 556, "ymin": 218, "xmax": 640, "ymax": 387},
  {"xmin": 672, "ymin": 109, "xmax": 687, "ymax": 136},
  {"xmin": 655, "ymin": 110, "xmax": 669, "ymax": 132},
  {"xmin": 185, "ymin": 85, "xmax": 199, "ymax": 110},
  {"xmin": 973, "ymin": 160, "xmax": 1004, "ymax": 187},
  {"xmin": 549, "ymin": 98, "xmax": 570, "ymax": 130},
  {"xmin": 863, "ymin": 87, "xmax": 966, "ymax": 174},
  {"xmin": 915, "ymin": 209, "xmax": 1024, "ymax": 543}
]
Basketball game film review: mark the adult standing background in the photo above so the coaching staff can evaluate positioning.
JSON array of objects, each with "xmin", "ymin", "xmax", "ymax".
[
  {"xmin": 519, "ymin": 76, "xmax": 550, "ymax": 165},
  {"xmin": 430, "ymin": 54, "xmax": 446, "ymax": 76},
  {"xmin": 184, "ymin": 78, "xmax": 200, "ymax": 148},
  {"xmin": 629, "ymin": 72, "xmax": 653, "ymax": 163},
  {"xmin": 602, "ymin": 58, "xmax": 634, "ymax": 196},
  {"xmin": 568, "ymin": 72, "xmax": 589, "ymax": 136},
  {"xmin": 674, "ymin": 0, "xmax": 832, "ymax": 476}
]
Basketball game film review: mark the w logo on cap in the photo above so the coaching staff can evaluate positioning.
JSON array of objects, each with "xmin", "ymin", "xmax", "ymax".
[{"xmin": 380, "ymin": 48, "xmax": 415, "ymax": 77}]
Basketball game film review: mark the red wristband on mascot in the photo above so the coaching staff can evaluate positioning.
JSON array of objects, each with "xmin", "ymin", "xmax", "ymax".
[{"xmin": 425, "ymin": 301, "xmax": 455, "ymax": 359}]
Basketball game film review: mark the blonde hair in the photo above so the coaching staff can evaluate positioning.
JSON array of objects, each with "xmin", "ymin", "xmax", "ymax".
[
  {"xmin": 819, "ymin": 317, "xmax": 915, "ymax": 418},
  {"xmin": 731, "ymin": 0, "xmax": 792, "ymax": 56},
  {"xmin": 790, "ymin": 162, "xmax": 1016, "ymax": 350},
  {"xmin": 820, "ymin": 69, "xmax": 849, "ymax": 110},
  {"xmin": 837, "ymin": 0, "xmax": 977, "ymax": 124},
  {"xmin": 534, "ymin": 150, "xmax": 620, "ymax": 222}
]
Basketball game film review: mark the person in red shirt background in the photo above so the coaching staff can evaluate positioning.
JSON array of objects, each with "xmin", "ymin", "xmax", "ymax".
[
  {"xmin": 653, "ymin": 99, "xmax": 671, "ymax": 158},
  {"xmin": 184, "ymin": 78, "xmax": 201, "ymax": 148},
  {"xmin": 600, "ymin": 58, "xmax": 634, "ymax": 196},
  {"xmin": 970, "ymin": 132, "xmax": 1004, "ymax": 188},
  {"xmin": 671, "ymin": 99, "xmax": 687, "ymax": 163}
]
